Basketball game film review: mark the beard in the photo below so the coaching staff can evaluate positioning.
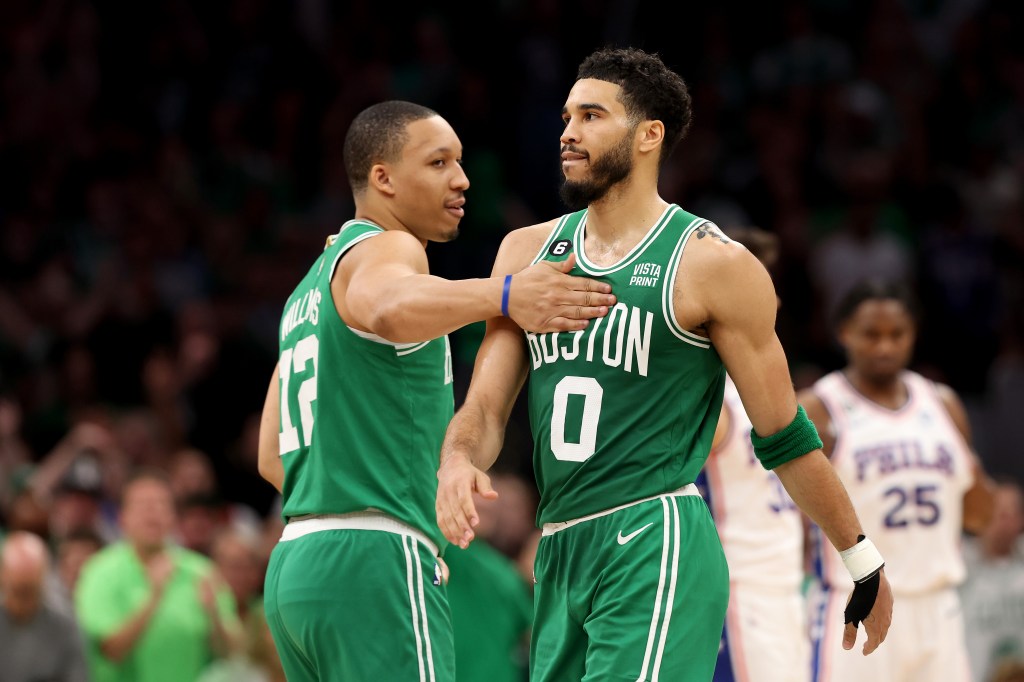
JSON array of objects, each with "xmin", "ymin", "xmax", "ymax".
[{"xmin": 559, "ymin": 130, "xmax": 634, "ymax": 210}]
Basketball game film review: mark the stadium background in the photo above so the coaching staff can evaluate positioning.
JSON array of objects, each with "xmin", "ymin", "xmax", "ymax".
[{"xmin": 0, "ymin": 0, "xmax": 1022, "ymax": 634}]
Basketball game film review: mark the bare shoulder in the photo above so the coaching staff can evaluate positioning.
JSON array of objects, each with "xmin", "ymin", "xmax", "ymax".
[
  {"xmin": 684, "ymin": 223, "xmax": 770, "ymax": 291},
  {"xmin": 932, "ymin": 380, "xmax": 972, "ymax": 438},
  {"xmin": 675, "ymin": 221, "xmax": 776, "ymax": 329},
  {"xmin": 493, "ymin": 219, "xmax": 561, "ymax": 276},
  {"xmin": 334, "ymin": 228, "xmax": 430, "ymax": 286}
]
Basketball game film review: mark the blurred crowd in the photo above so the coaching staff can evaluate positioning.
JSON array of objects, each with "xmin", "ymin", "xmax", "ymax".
[{"xmin": 0, "ymin": 0, "xmax": 1023, "ymax": 680}]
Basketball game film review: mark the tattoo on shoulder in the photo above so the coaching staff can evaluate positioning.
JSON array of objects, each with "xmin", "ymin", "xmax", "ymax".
[{"xmin": 695, "ymin": 223, "xmax": 731, "ymax": 245}]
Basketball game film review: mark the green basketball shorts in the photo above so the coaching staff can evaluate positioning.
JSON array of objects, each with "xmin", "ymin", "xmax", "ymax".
[
  {"xmin": 263, "ymin": 514, "xmax": 455, "ymax": 682},
  {"xmin": 531, "ymin": 485, "xmax": 729, "ymax": 682}
]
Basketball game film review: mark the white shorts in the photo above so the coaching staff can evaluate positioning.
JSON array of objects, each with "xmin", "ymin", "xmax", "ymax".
[
  {"xmin": 812, "ymin": 586, "xmax": 970, "ymax": 682},
  {"xmin": 715, "ymin": 582, "xmax": 811, "ymax": 682}
]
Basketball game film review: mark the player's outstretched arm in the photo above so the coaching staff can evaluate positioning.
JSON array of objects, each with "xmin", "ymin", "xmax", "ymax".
[
  {"xmin": 435, "ymin": 225, "xmax": 550, "ymax": 548},
  {"xmin": 695, "ymin": 237, "xmax": 892, "ymax": 655},
  {"xmin": 436, "ymin": 315, "xmax": 527, "ymax": 548},
  {"xmin": 257, "ymin": 364, "xmax": 284, "ymax": 493},
  {"xmin": 341, "ymin": 230, "xmax": 614, "ymax": 343}
]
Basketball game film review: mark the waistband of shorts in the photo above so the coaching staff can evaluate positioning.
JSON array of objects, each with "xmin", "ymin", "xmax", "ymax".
[
  {"xmin": 541, "ymin": 483, "xmax": 701, "ymax": 537},
  {"xmin": 281, "ymin": 511, "xmax": 439, "ymax": 556}
]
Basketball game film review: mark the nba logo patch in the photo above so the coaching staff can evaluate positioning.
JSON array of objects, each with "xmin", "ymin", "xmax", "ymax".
[{"xmin": 433, "ymin": 563, "xmax": 442, "ymax": 586}]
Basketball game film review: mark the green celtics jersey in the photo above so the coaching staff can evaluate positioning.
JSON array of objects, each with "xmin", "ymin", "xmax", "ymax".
[
  {"xmin": 277, "ymin": 220, "xmax": 454, "ymax": 547},
  {"xmin": 527, "ymin": 205, "xmax": 725, "ymax": 525}
]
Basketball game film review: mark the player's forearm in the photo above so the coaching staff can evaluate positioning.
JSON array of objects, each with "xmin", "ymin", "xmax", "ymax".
[
  {"xmin": 440, "ymin": 401, "xmax": 506, "ymax": 472},
  {"xmin": 257, "ymin": 367, "xmax": 284, "ymax": 493},
  {"xmin": 440, "ymin": 324, "xmax": 528, "ymax": 470},
  {"xmin": 775, "ymin": 450, "xmax": 865, "ymax": 551},
  {"xmin": 366, "ymin": 274, "xmax": 503, "ymax": 343}
]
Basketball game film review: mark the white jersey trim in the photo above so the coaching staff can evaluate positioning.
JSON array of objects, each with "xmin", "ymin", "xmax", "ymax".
[
  {"xmin": 327, "ymin": 219, "xmax": 384, "ymax": 282},
  {"xmin": 530, "ymin": 214, "xmax": 572, "ymax": 265},
  {"xmin": 345, "ymin": 326, "xmax": 432, "ymax": 356},
  {"xmin": 574, "ymin": 204, "xmax": 678, "ymax": 275},
  {"xmin": 662, "ymin": 218, "xmax": 712, "ymax": 348}
]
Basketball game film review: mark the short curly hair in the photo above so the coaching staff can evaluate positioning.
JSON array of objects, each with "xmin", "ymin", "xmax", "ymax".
[
  {"xmin": 343, "ymin": 100, "xmax": 440, "ymax": 194},
  {"xmin": 577, "ymin": 47, "xmax": 693, "ymax": 166},
  {"xmin": 833, "ymin": 278, "xmax": 922, "ymax": 330}
]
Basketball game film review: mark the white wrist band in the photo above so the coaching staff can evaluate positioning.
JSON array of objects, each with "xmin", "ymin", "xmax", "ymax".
[{"xmin": 840, "ymin": 537, "xmax": 885, "ymax": 582}]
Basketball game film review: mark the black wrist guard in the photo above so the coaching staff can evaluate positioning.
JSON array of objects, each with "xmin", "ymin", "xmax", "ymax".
[{"xmin": 844, "ymin": 568, "xmax": 882, "ymax": 627}]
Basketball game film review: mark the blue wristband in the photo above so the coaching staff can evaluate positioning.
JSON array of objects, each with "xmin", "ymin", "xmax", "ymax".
[{"xmin": 501, "ymin": 275, "xmax": 512, "ymax": 317}]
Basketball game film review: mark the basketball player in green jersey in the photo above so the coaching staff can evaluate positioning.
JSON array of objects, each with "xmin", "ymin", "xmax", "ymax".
[
  {"xmin": 436, "ymin": 48, "xmax": 894, "ymax": 681},
  {"xmin": 256, "ymin": 100, "xmax": 615, "ymax": 682}
]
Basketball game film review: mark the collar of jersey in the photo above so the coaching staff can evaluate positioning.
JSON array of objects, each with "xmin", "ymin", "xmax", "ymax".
[{"xmin": 573, "ymin": 203, "xmax": 679, "ymax": 275}]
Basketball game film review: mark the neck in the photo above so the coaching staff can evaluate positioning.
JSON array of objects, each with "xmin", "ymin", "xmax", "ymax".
[
  {"xmin": 845, "ymin": 369, "xmax": 906, "ymax": 408},
  {"xmin": 132, "ymin": 541, "xmax": 166, "ymax": 561},
  {"xmin": 583, "ymin": 178, "xmax": 668, "ymax": 243},
  {"xmin": 358, "ymin": 210, "xmax": 425, "ymax": 248},
  {"xmin": 353, "ymin": 203, "xmax": 425, "ymax": 246}
]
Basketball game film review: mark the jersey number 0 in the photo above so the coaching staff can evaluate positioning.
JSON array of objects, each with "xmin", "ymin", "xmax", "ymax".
[{"xmin": 551, "ymin": 376, "xmax": 603, "ymax": 462}]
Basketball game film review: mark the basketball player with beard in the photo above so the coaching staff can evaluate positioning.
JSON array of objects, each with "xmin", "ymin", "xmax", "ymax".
[{"xmin": 435, "ymin": 47, "xmax": 893, "ymax": 681}]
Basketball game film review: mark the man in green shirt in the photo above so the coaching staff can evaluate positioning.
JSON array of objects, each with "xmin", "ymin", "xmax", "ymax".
[{"xmin": 75, "ymin": 470, "xmax": 240, "ymax": 682}]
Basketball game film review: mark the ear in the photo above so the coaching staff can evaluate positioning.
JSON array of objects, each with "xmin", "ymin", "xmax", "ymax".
[
  {"xmin": 837, "ymin": 322, "xmax": 851, "ymax": 350},
  {"xmin": 369, "ymin": 163, "xmax": 395, "ymax": 196},
  {"xmin": 637, "ymin": 120, "xmax": 664, "ymax": 154}
]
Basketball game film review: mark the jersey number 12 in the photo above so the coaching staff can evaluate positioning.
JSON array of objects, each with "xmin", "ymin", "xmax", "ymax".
[{"xmin": 279, "ymin": 334, "xmax": 319, "ymax": 455}]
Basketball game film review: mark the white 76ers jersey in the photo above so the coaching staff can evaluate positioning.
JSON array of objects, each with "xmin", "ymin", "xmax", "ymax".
[
  {"xmin": 699, "ymin": 376, "xmax": 804, "ymax": 589},
  {"xmin": 812, "ymin": 370, "xmax": 973, "ymax": 595}
]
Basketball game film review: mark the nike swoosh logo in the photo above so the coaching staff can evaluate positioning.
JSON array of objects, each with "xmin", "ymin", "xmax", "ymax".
[{"xmin": 617, "ymin": 522, "xmax": 654, "ymax": 545}]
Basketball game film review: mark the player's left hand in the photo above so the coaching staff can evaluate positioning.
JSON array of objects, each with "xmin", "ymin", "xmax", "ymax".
[
  {"xmin": 436, "ymin": 453, "xmax": 498, "ymax": 549},
  {"xmin": 844, "ymin": 568, "xmax": 893, "ymax": 655}
]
